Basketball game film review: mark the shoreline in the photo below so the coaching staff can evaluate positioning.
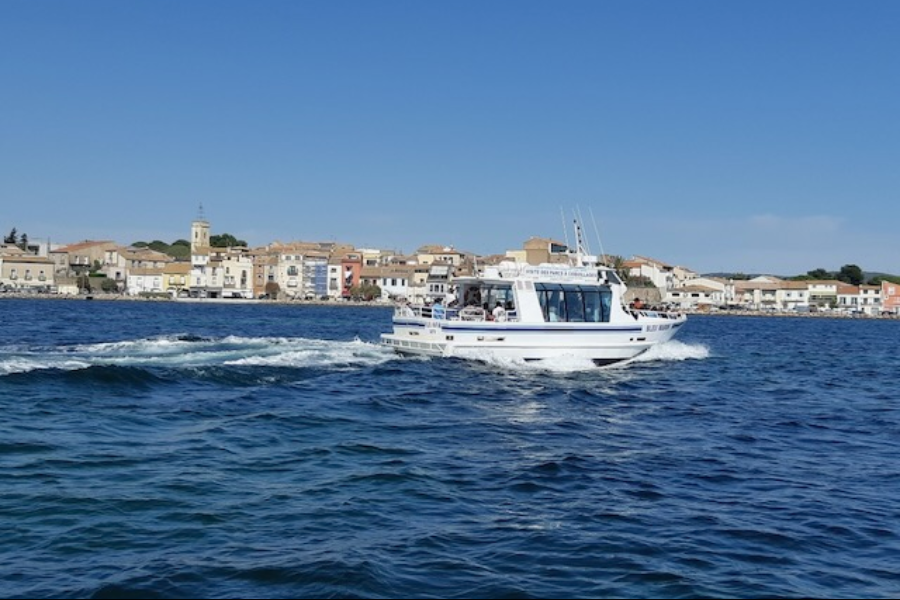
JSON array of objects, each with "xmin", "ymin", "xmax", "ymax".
[
  {"xmin": 2, "ymin": 293, "xmax": 896, "ymax": 319},
  {"xmin": 0, "ymin": 292, "xmax": 388, "ymax": 308}
]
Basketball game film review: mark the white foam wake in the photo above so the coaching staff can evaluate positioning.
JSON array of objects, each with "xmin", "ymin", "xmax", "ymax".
[
  {"xmin": 0, "ymin": 335, "xmax": 395, "ymax": 375},
  {"xmin": 633, "ymin": 339, "xmax": 710, "ymax": 362}
]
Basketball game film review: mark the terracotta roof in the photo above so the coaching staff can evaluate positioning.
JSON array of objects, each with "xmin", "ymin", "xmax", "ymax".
[
  {"xmin": 164, "ymin": 262, "xmax": 192, "ymax": 274},
  {"xmin": 0, "ymin": 255, "xmax": 53, "ymax": 264},
  {"xmin": 56, "ymin": 240, "xmax": 115, "ymax": 252}
]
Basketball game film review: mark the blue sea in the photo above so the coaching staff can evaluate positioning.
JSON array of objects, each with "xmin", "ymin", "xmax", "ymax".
[{"xmin": 1, "ymin": 298, "xmax": 899, "ymax": 599}]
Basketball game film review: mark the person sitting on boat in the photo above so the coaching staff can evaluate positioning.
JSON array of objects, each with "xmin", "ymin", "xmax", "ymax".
[
  {"xmin": 432, "ymin": 299, "xmax": 445, "ymax": 320},
  {"xmin": 492, "ymin": 301, "xmax": 507, "ymax": 322}
]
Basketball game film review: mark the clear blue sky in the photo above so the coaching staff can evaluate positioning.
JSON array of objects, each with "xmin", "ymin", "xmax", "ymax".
[{"xmin": 2, "ymin": 1, "xmax": 898, "ymax": 275}]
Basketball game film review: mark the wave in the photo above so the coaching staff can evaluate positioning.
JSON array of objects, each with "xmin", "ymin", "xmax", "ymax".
[
  {"xmin": 633, "ymin": 339, "xmax": 710, "ymax": 362},
  {"xmin": 0, "ymin": 334, "xmax": 395, "ymax": 376}
]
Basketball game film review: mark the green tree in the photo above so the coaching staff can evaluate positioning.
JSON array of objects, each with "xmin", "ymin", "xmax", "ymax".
[
  {"xmin": 19, "ymin": 233, "xmax": 28, "ymax": 251},
  {"xmin": 607, "ymin": 255, "xmax": 630, "ymax": 283},
  {"xmin": 4, "ymin": 228, "xmax": 17, "ymax": 244},
  {"xmin": 100, "ymin": 277, "xmax": 119, "ymax": 293},
  {"xmin": 77, "ymin": 274, "xmax": 92, "ymax": 293},
  {"xmin": 210, "ymin": 233, "xmax": 247, "ymax": 248},
  {"xmin": 807, "ymin": 268, "xmax": 832, "ymax": 280},
  {"xmin": 838, "ymin": 264, "xmax": 864, "ymax": 286},
  {"xmin": 148, "ymin": 240, "xmax": 169, "ymax": 253},
  {"xmin": 168, "ymin": 245, "xmax": 190, "ymax": 259},
  {"xmin": 349, "ymin": 283, "xmax": 381, "ymax": 301}
]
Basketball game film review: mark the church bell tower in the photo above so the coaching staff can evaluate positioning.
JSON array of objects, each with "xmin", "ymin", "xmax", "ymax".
[{"xmin": 191, "ymin": 203, "xmax": 210, "ymax": 252}]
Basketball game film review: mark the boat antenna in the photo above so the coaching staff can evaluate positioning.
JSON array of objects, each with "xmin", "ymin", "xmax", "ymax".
[
  {"xmin": 560, "ymin": 207, "xmax": 571, "ymax": 252},
  {"xmin": 574, "ymin": 206, "xmax": 591, "ymax": 256},
  {"xmin": 588, "ymin": 207, "xmax": 607, "ymax": 265}
]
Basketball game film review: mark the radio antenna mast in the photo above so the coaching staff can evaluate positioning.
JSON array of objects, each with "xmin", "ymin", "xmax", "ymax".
[
  {"xmin": 560, "ymin": 207, "xmax": 571, "ymax": 252},
  {"xmin": 574, "ymin": 206, "xmax": 591, "ymax": 256},
  {"xmin": 588, "ymin": 207, "xmax": 607, "ymax": 265}
]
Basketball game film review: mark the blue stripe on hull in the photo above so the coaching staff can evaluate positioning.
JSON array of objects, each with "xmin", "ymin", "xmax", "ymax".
[{"xmin": 392, "ymin": 320, "xmax": 644, "ymax": 334}]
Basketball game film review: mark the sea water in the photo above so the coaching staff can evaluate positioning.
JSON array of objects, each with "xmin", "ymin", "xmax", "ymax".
[{"xmin": 1, "ymin": 299, "xmax": 899, "ymax": 598}]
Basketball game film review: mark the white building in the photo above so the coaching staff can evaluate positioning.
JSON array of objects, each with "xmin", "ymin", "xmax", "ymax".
[{"xmin": 126, "ymin": 267, "xmax": 165, "ymax": 296}]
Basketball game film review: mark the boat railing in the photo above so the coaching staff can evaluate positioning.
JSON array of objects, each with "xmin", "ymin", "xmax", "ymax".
[
  {"xmin": 627, "ymin": 308, "xmax": 685, "ymax": 320},
  {"xmin": 394, "ymin": 304, "xmax": 518, "ymax": 322}
]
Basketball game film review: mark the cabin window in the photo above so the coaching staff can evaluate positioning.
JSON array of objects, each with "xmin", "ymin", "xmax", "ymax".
[
  {"xmin": 536, "ymin": 283, "xmax": 611, "ymax": 323},
  {"xmin": 463, "ymin": 284, "xmax": 514, "ymax": 312},
  {"xmin": 563, "ymin": 284, "xmax": 585, "ymax": 322}
]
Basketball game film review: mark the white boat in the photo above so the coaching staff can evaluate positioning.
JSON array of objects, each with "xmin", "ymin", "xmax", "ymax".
[{"xmin": 381, "ymin": 223, "xmax": 687, "ymax": 367}]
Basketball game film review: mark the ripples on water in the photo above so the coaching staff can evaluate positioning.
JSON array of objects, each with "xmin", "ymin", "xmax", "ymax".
[{"xmin": 1, "ymin": 300, "xmax": 900, "ymax": 598}]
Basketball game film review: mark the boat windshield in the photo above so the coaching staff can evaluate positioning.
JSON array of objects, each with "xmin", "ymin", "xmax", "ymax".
[
  {"xmin": 536, "ymin": 283, "xmax": 612, "ymax": 323},
  {"xmin": 461, "ymin": 284, "xmax": 514, "ymax": 312}
]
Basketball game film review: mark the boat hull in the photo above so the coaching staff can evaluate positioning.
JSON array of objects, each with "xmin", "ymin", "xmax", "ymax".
[{"xmin": 380, "ymin": 316, "xmax": 685, "ymax": 366}]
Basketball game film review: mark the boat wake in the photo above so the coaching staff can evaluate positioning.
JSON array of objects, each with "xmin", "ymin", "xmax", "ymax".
[
  {"xmin": 632, "ymin": 339, "xmax": 710, "ymax": 363},
  {"xmin": 0, "ymin": 334, "xmax": 395, "ymax": 376}
]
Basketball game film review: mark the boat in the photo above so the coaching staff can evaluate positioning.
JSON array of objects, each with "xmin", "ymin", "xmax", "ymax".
[{"xmin": 380, "ymin": 219, "xmax": 687, "ymax": 366}]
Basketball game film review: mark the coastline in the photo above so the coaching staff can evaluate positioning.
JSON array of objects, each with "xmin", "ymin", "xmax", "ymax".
[
  {"xmin": 0, "ymin": 292, "xmax": 387, "ymax": 308},
  {"xmin": 2, "ymin": 292, "xmax": 896, "ymax": 319}
]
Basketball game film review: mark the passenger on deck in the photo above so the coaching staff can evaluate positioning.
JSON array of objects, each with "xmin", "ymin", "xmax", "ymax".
[
  {"xmin": 492, "ymin": 301, "xmax": 507, "ymax": 322},
  {"xmin": 432, "ymin": 299, "xmax": 445, "ymax": 320}
]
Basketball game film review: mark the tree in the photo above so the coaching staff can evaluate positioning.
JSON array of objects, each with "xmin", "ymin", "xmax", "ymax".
[
  {"xmin": 19, "ymin": 233, "xmax": 28, "ymax": 251},
  {"xmin": 807, "ymin": 268, "xmax": 832, "ymax": 280},
  {"xmin": 4, "ymin": 228, "xmax": 16, "ymax": 244},
  {"xmin": 210, "ymin": 233, "xmax": 247, "ymax": 248},
  {"xmin": 264, "ymin": 281, "xmax": 281, "ymax": 299},
  {"xmin": 77, "ymin": 274, "xmax": 92, "ymax": 293},
  {"xmin": 148, "ymin": 240, "xmax": 169, "ymax": 252},
  {"xmin": 838, "ymin": 264, "xmax": 864, "ymax": 286},
  {"xmin": 349, "ymin": 283, "xmax": 381, "ymax": 301},
  {"xmin": 168, "ymin": 244, "xmax": 190, "ymax": 259},
  {"xmin": 607, "ymin": 255, "xmax": 630, "ymax": 283}
]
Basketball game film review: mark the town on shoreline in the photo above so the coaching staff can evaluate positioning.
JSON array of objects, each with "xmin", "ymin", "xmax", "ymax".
[
  {"xmin": 2, "ymin": 291, "xmax": 898, "ymax": 321},
  {"xmin": 3, "ymin": 215, "xmax": 899, "ymax": 317}
]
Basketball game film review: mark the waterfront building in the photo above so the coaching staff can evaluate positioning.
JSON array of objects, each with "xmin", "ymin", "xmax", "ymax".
[
  {"xmin": 667, "ymin": 277, "xmax": 727, "ymax": 309},
  {"xmin": 221, "ymin": 249, "xmax": 254, "ymax": 299},
  {"xmin": 882, "ymin": 281, "xmax": 900, "ymax": 315},
  {"xmin": 0, "ymin": 252, "xmax": 55, "ymax": 292},
  {"xmin": 302, "ymin": 255, "xmax": 328, "ymax": 299},
  {"xmin": 163, "ymin": 262, "xmax": 191, "ymax": 298},
  {"xmin": 773, "ymin": 280, "xmax": 810, "ymax": 311},
  {"xmin": 103, "ymin": 246, "xmax": 173, "ymax": 292},
  {"xmin": 126, "ymin": 267, "xmax": 165, "ymax": 296},
  {"xmin": 56, "ymin": 240, "xmax": 117, "ymax": 276},
  {"xmin": 807, "ymin": 280, "xmax": 842, "ymax": 308},
  {"xmin": 416, "ymin": 244, "xmax": 467, "ymax": 267},
  {"xmin": 251, "ymin": 250, "xmax": 277, "ymax": 299}
]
